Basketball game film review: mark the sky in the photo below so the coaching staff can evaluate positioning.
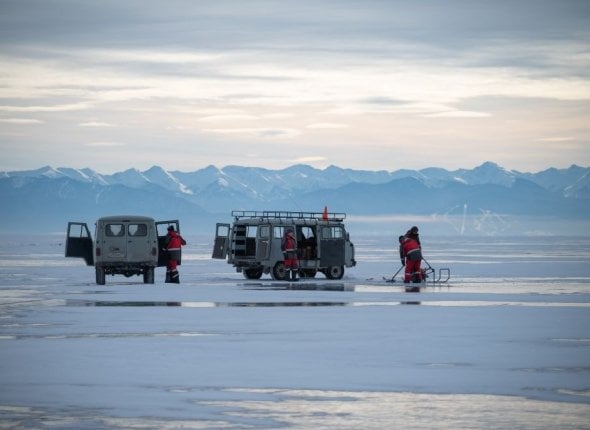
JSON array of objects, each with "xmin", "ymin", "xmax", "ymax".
[{"xmin": 0, "ymin": 0, "xmax": 589, "ymax": 174}]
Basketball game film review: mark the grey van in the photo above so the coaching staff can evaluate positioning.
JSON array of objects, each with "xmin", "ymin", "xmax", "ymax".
[
  {"xmin": 65, "ymin": 215, "xmax": 180, "ymax": 285},
  {"xmin": 213, "ymin": 210, "xmax": 356, "ymax": 280}
]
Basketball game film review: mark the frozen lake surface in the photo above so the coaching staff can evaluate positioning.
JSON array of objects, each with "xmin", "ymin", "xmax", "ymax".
[{"xmin": 1, "ymin": 234, "xmax": 589, "ymax": 429}]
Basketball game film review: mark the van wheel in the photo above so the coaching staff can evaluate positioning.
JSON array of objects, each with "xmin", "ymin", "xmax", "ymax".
[
  {"xmin": 95, "ymin": 267, "xmax": 106, "ymax": 285},
  {"xmin": 243, "ymin": 267, "xmax": 264, "ymax": 279},
  {"xmin": 325, "ymin": 265, "xmax": 344, "ymax": 280},
  {"xmin": 271, "ymin": 262, "xmax": 288, "ymax": 281},
  {"xmin": 143, "ymin": 267, "xmax": 155, "ymax": 284}
]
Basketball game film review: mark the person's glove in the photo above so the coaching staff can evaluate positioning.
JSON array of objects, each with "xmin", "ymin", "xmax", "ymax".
[{"xmin": 401, "ymin": 260, "xmax": 405, "ymax": 266}]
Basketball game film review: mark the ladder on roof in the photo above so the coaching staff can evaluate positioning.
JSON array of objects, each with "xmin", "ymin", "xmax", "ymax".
[{"xmin": 231, "ymin": 210, "xmax": 346, "ymax": 221}]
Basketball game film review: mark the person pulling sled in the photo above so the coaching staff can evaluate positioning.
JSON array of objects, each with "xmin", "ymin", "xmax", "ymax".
[{"xmin": 401, "ymin": 226, "xmax": 423, "ymax": 284}]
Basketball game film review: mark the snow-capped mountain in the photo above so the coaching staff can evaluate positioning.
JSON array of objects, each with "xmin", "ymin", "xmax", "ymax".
[{"xmin": 1, "ymin": 162, "xmax": 589, "ymax": 234}]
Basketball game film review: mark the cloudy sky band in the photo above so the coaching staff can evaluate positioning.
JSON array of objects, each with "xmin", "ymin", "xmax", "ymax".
[{"xmin": 0, "ymin": 0, "xmax": 588, "ymax": 172}]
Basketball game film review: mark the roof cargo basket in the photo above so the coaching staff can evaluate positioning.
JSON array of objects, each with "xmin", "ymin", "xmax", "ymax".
[{"xmin": 231, "ymin": 210, "xmax": 346, "ymax": 221}]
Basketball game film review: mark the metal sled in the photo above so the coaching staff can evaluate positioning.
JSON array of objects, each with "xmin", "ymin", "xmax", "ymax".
[
  {"xmin": 384, "ymin": 261, "xmax": 451, "ymax": 286},
  {"xmin": 423, "ymin": 266, "xmax": 451, "ymax": 285}
]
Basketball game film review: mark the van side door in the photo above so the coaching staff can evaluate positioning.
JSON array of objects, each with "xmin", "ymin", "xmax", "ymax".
[
  {"xmin": 212, "ymin": 223, "xmax": 230, "ymax": 259},
  {"xmin": 156, "ymin": 220, "xmax": 181, "ymax": 267},
  {"xmin": 271, "ymin": 225, "xmax": 293, "ymax": 262},
  {"xmin": 256, "ymin": 224, "xmax": 271, "ymax": 261},
  {"xmin": 319, "ymin": 225, "xmax": 345, "ymax": 267},
  {"xmin": 65, "ymin": 222, "xmax": 94, "ymax": 266}
]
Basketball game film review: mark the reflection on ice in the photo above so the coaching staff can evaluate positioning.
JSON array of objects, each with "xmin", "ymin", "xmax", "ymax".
[
  {"xmin": 207, "ymin": 388, "xmax": 590, "ymax": 429},
  {"xmin": 58, "ymin": 298, "xmax": 590, "ymax": 308},
  {"xmin": 2, "ymin": 388, "xmax": 589, "ymax": 429},
  {"xmin": 244, "ymin": 282, "xmax": 353, "ymax": 291},
  {"xmin": 0, "ymin": 331, "xmax": 212, "ymax": 340}
]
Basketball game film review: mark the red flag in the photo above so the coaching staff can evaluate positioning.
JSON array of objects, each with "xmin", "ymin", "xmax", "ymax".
[{"xmin": 322, "ymin": 206, "xmax": 328, "ymax": 220}]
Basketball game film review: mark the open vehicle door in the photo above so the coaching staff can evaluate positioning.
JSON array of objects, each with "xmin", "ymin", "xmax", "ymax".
[
  {"xmin": 319, "ymin": 225, "xmax": 345, "ymax": 267},
  {"xmin": 255, "ymin": 224, "xmax": 271, "ymax": 260},
  {"xmin": 65, "ymin": 222, "xmax": 94, "ymax": 266},
  {"xmin": 212, "ymin": 223, "xmax": 230, "ymax": 259},
  {"xmin": 156, "ymin": 220, "xmax": 181, "ymax": 267}
]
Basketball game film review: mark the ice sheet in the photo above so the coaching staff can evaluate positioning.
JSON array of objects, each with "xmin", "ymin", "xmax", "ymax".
[{"xmin": 0, "ymin": 234, "xmax": 589, "ymax": 429}]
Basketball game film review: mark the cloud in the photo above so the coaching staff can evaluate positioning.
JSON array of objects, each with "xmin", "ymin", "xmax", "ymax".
[
  {"xmin": 203, "ymin": 128, "xmax": 301, "ymax": 139},
  {"xmin": 424, "ymin": 111, "xmax": 491, "ymax": 118},
  {"xmin": 0, "ymin": 118, "xmax": 43, "ymax": 124},
  {"xmin": 85, "ymin": 141, "xmax": 126, "ymax": 147},
  {"xmin": 293, "ymin": 156, "xmax": 328, "ymax": 164},
  {"xmin": 0, "ymin": 1, "xmax": 588, "ymax": 172},
  {"xmin": 79, "ymin": 121, "xmax": 115, "ymax": 127},
  {"xmin": 306, "ymin": 123, "xmax": 350, "ymax": 129},
  {"xmin": 262, "ymin": 113, "xmax": 295, "ymax": 119},
  {"xmin": 362, "ymin": 97, "xmax": 410, "ymax": 106},
  {"xmin": 198, "ymin": 114, "xmax": 259, "ymax": 122},
  {"xmin": 537, "ymin": 136, "xmax": 575, "ymax": 142},
  {"xmin": 0, "ymin": 103, "xmax": 91, "ymax": 113}
]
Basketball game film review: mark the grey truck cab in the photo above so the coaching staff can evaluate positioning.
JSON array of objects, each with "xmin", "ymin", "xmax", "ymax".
[
  {"xmin": 212, "ymin": 210, "xmax": 356, "ymax": 280},
  {"xmin": 65, "ymin": 215, "xmax": 180, "ymax": 285}
]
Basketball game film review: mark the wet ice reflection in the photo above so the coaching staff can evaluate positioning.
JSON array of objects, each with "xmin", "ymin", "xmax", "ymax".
[
  {"xmin": 2, "ymin": 389, "xmax": 589, "ymax": 429},
  {"xmin": 206, "ymin": 389, "xmax": 590, "ymax": 430}
]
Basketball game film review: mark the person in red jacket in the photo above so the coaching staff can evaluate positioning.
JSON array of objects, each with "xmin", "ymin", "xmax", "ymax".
[
  {"xmin": 402, "ymin": 226, "xmax": 423, "ymax": 283},
  {"xmin": 281, "ymin": 228, "xmax": 299, "ymax": 282},
  {"xmin": 164, "ymin": 225, "xmax": 186, "ymax": 284}
]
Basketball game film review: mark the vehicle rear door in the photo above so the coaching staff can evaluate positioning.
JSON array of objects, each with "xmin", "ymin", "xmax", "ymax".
[
  {"xmin": 65, "ymin": 222, "xmax": 94, "ymax": 266},
  {"xmin": 101, "ymin": 222, "xmax": 127, "ymax": 262},
  {"xmin": 319, "ymin": 225, "xmax": 345, "ymax": 267},
  {"xmin": 156, "ymin": 220, "xmax": 181, "ymax": 267},
  {"xmin": 126, "ymin": 221, "xmax": 152, "ymax": 262},
  {"xmin": 212, "ymin": 223, "xmax": 231, "ymax": 259}
]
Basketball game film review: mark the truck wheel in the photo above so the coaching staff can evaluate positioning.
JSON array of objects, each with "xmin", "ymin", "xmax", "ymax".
[
  {"xmin": 143, "ymin": 267, "xmax": 155, "ymax": 284},
  {"xmin": 271, "ymin": 262, "xmax": 288, "ymax": 281},
  {"xmin": 243, "ymin": 267, "xmax": 264, "ymax": 279},
  {"xmin": 325, "ymin": 265, "xmax": 344, "ymax": 280},
  {"xmin": 95, "ymin": 267, "xmax": 106, "ymax": 285}
]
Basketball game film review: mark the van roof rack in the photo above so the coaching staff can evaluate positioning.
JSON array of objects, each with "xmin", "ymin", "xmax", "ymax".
[{"xmin": 231, "ymin": 210, "xmax": 346, "ymax": 221}]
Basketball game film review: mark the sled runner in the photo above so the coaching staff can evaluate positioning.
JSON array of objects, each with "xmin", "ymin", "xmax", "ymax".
[{"xmin": 383, "ymin": 263, "xmax": 450, "ymax": 291}]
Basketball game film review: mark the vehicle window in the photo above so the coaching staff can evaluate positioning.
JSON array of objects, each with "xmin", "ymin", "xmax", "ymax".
[
  {"xmin": 259, "ymin": 225, "xmax": 270, "ymax": 239},
  {"xmin": 68, "ymin": 223, "xmax": 90, "ymax": 238},
  {"xmin": 217, "ymin": 224, "xmax": 229, "ymax": 237},
  {"xmin": 273, "ymin": 226, "xmax": 290, "ymax": 238},
  {"xmin": 128, "ymin": 223, "xmax": 147, "ymax": 236},
  {"xmin": 106, "ymin": 223, "xmax": 125, "ymax": 237},
  {"xmin": 246, "ymin": 225, "xmax": 257, "ymax": 238},
  {"xmin": 298, "ymin": 226, "xmax": 315, "ymax": 241},
  {"xmin": 321, "ymin": 226, "xmax": 343, "ymax": 239}
]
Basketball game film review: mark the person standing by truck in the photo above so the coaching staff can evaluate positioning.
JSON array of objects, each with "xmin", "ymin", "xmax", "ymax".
[
  {"xmin": 164, "ymin": 225, "xmax": 186, "ymax": 284},
  {"xmin": 281, "ymin": 228, "xmax": 299, "ymax": 282}
]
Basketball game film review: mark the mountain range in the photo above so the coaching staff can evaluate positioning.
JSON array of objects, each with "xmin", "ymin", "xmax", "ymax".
[{"xmin": 1, "ymin": 162, "xmax": 589, "ymax": 235}]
